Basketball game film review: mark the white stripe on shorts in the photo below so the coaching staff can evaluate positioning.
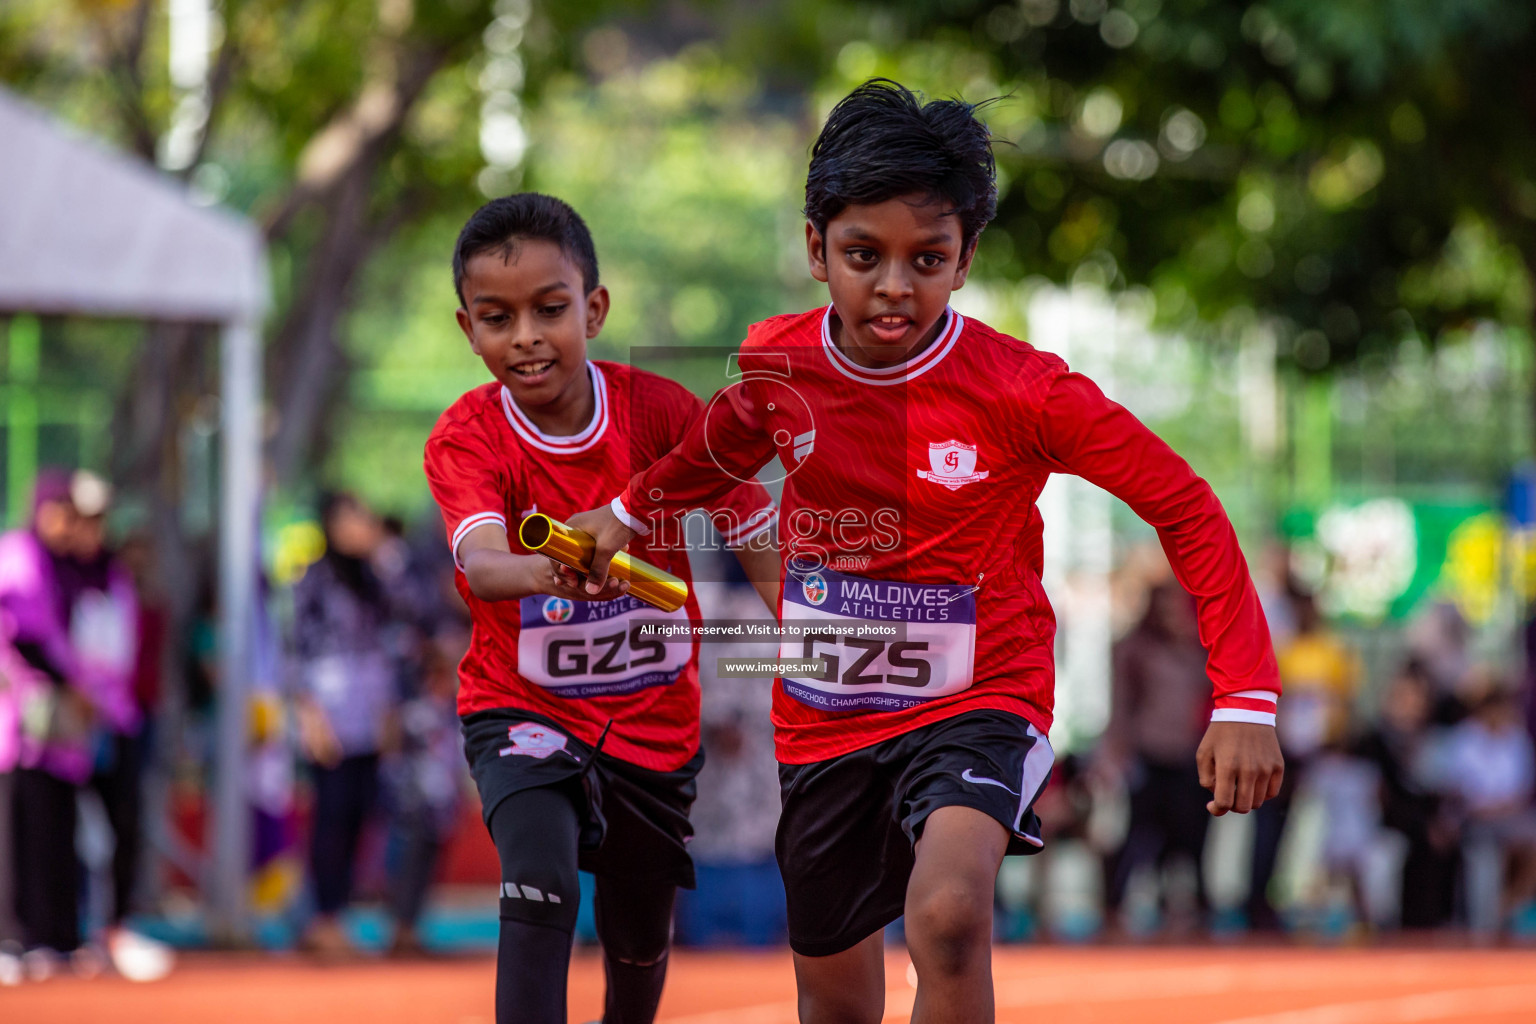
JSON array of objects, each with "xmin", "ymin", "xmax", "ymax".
[{"xmin": 1014, "ymin": 724, "xmax": 1055, "ymax": 847}]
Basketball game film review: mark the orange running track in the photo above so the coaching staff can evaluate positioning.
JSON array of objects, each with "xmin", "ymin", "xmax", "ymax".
[{"xmin": 5, "ymin": 946, "xmax": 1536, "ymax": 1023}]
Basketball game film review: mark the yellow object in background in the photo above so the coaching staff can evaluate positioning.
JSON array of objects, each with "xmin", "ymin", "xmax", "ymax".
[
  {"xmin": 1440, "ymin": 512, "xmax": 1504, "ymax": 625},
  {"xmin": 272, "ymin": 520, "xmax": 326, "ymax": 586}
]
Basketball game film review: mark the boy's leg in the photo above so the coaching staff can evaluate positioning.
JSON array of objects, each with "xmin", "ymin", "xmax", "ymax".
[
  {"xmin": 790, "ymin": 931, "xmax": 886, "ymax": 1024},
  {"xmin": 592, "ymin": 874, "xmax": 675, "ymax": 1024},
  {"xmin": 576, "ymin": 751, "xmax": 703, "ymax": 1024},
  {"xmin": 489, "ymin": 786, "xmax": 582, "ymax": 1024},
  {"xmin": 776, "ymin": 746, "xmax": 909, "ymax": 1024},
  {"xmin": 904, "ymin": 806, "xmax": 1010, "ymax": 1024}
]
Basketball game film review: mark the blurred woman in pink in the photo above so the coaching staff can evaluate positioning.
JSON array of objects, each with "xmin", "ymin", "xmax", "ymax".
[
  {"xmin": 1, "ymin": 606, "xmax": 51, "ymax": 984},
  {"xmin": 0, "ymin": 470, "xmax": 94, "ymax": 974}
]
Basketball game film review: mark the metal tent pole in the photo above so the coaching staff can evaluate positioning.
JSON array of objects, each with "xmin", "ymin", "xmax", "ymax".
[{"xmin": 208, "ymin": 313, "xmax": 260, "ymax": 944}]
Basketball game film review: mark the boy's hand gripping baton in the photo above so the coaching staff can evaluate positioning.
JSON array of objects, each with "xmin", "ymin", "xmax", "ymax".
[{"xmin": 517, "ymin": 513, "xmax": 689, "ymax": 613}]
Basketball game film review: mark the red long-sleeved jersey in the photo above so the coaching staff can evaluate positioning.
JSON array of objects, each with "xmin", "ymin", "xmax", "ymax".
[
  {"xmin": 618, "ymin": 306, "xmax": 1280, "ymax": 765},
  {"xmin": 425, "ymin": 360, "xmax": 776, "ymax": 771}
]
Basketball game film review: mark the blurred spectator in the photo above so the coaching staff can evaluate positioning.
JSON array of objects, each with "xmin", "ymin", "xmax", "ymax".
[
  {"xmin": 1256, "ymin": 543, "xmax": 1298, "ymax": 647},
  {"xmin": 381, "ymin": 632, "xmax": 465, "ymax": 957},
  {"xmin": 0, "ymin": 610, "xmax": 47, "ymax": 984},
  {"xmin": 996, "ymin": 753, "xmax": 1097, "ymax": 941},
  {"xmin": 1307, "ymin": 743, "xmax": 1381, "ymax": 930},
  {"xmin": 1440, "ymin": 686, "xmax": 1536, "ymax": 935},
  {"xmin": 1525, "ymin": 607, "xmax": 1536, "ymax": 748},
  {"xmin": 1355, "ymin": 661, "xmax": 1459, "ymax": 928},
  {"xmin": 1407, "ymin": 601, "xmax": 1474, "ymax": 724},
  {"xmin": 372, "ymin": 514, "xmax": 468, "ymax": 956},
  {"xmin": 64, "ymin": 473, "xmax": 174, "ymax": 980},
  {"xmin": 1099, "ymin": 582, "xmax": 1212, "ymax": 933},
  {"xmin": 675, "ymin": 571, "xmax": 785, "ymax": 948},
  {"xmin": 1248, "ymin": 586, "xmax": 1361, "ymax": 930},
  {"xmin": 114, "ymin": 533, "xmax": 174, "ymax": 918},
  {"xmin": 0, "ymin": 470, "xmax": 95, "ymax": 976},
  {"xmin": 288, "ymin": 492, "xmax": 400, "ymax": 957}
]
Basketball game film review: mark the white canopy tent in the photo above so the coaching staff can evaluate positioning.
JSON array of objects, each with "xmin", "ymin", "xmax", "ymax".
[{"xmin": 0, "ymin": 87, "xmax": 266, "ymax": 941}]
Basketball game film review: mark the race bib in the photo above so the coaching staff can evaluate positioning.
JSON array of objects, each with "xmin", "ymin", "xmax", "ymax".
[
  {"xmin": 779, "ymin": 561, "xmax": 976, "ymax": 713},
  {"xmin": 516, "ymin": 593, "xmax": 690, "ymax": 699}
]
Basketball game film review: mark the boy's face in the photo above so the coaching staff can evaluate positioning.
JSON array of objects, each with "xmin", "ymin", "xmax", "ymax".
[
  {"xmin": 456, "ymin": 239, "xmax": 609, "ymax": 410},
  {"xmin": 807, "ymin": 193, "xmax": 975, "ymax": 367}
]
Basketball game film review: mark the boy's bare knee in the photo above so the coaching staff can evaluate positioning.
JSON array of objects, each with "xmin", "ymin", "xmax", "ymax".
[
  {"xmin": 905, "ymin": 885, "xmax": 992, "ymax": 976},
  {"xmin": 793, "ymin": 944, "xmax": 885, "ymax": 1024}
]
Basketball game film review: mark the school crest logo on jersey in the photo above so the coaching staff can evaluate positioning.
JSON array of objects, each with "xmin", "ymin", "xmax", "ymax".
[
  {"xmin": 542, "ymin": 596, "xmax": 575, "ymax": 623},
  {"xmin": 499, "ymin": 722, "xmax": 572, "ymax": 760},
  {"xmin": 916, "ymin": 440, "xmax": 990, "ymax": 491},
  {"xmin": 801, "ymin": 573, "xmax": 828, "ymax": 606}
]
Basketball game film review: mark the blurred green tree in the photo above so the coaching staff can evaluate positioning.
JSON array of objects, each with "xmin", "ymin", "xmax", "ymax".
[
  {"xmin": 0, "ymin": 0, "xmax": 652, "ymax": 486},
  {"xmin": 324, "ymin": 43, "xmax": 821, "ymax": 512},
  {"xmin": 715, "ymin": 0, "xmax": 1535, "ymax": 376}
]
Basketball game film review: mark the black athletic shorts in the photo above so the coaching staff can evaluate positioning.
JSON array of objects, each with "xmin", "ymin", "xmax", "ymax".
[
  {"xmin": 776, "ymin": 709, "xmax": 1054, "ymax": 957},
  {"xmin": 462, "ymin": 709, "xmax": 702, "ymax": 889}
]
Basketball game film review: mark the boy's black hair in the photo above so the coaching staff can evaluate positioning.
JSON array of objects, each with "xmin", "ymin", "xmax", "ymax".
[
  {"xmin": 805, "ymin": 79, "xmax": 997, "ymax": 250},
  {"xmin": 453, "ymin": 192, "xmax": 600, "ymax": 305}
]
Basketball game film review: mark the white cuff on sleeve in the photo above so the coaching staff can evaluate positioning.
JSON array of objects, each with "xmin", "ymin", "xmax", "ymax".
[
  {"xmin": 451, "ymin": 512, "xmax": 507, "ymax": 571},
  {"xmin": 611, "ymin": 496, "xmax": 652, "ymax": 536},
  {"xmin": 1211, "ymin": 708, "xmax": 1277, "ymax": 727}
]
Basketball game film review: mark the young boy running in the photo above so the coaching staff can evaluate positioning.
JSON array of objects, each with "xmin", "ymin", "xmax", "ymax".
[
  {"xmin": 572, "ymin": 81, "xmax": 1285, "ymax": 1023},
  {"xmin": 423, "ymin": 193, "xmax": 778, "ymax": 1024}
]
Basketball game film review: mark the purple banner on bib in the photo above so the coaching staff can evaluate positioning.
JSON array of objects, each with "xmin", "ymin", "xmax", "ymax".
[
  {"xmin": 782, "ymin": 561, "xmax": 976, "ymax": 625},
  {"xmin": 519, "ymin": 593, "xmax": 652, "ymax": 630}
]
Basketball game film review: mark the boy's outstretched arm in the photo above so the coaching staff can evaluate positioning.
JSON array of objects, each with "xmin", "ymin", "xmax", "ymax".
[
  {"xmin": 573, "ymin": 374, "xmax": 778, "ymax": 593},
  {"xmin": 1035, "ymin": 370, "xmax": 1284, "ymax": 815},
  {"xmin": 458, "ymin": 522, "xmax": 630, "ymax": 603}
]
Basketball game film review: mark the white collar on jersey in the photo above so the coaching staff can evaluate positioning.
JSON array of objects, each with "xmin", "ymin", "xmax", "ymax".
[
  {"xmin": 499, "ymin": 360, "xmax": 610, "ymax": 455},
  {"xmin": 819, "ymin": 304, "xmax": 965, "ymax": 386}
]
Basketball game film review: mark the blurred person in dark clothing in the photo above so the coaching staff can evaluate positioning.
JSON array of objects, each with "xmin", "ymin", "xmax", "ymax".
[
  {"xmin": 382, "ymin": 631, "xmax": 466, "ymax": 957},
  {"xmin": 373, "ymin": 516, "xmax": 470, "ymax": 956},
  {"xmin": 1525, "ymin": 609, "xmax": 1536, "ymax": 750},
  {"xmin": 1441, "ymin": 686, "xmax": 1536, "ymax": 935},
  {"xmin": 1408, "ymin": 601, "xmax": 1475, "ymax": 725},
  {"xmin": 1355, "ymin": 661, "xmax": 1459, "ymax": 928},
  {"xmin": 290, "ymin": 492, "xmax": 401, "ymax": 956},
  {"xmin": 64, "ymin": 473, "xmax": 174, "ymax": 981},
  {"xmin": 1099, "ymin": 581, "xmax": 1213, "ymax": 931},
  {"xmin": 1248, "ymin": 586, "xmax": 1359, "ymax": 931}
]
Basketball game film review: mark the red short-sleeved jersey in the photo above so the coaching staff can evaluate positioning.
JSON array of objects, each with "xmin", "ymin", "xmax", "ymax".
[
  {"xmin": 619, "ymin": 307, "xmax": 1281, "ymax": 764},
  {"xmin": 424, "ymin": 360, "xmax": 776, "ymax": 771}
]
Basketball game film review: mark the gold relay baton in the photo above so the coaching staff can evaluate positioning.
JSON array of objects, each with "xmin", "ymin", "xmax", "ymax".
[{"xmin": 518, "ymin": 513, "xmax": 689, "ymax": 613}]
